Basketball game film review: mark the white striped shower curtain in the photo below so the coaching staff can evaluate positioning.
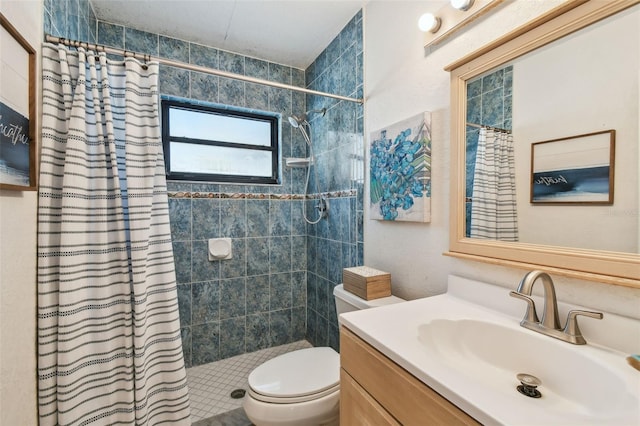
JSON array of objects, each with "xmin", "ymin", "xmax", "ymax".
[
  {"xmin": 470, "ymin": 127, "xmax": 519, "ymax": 241},
  {"xmin": 38, "ymin": 44, "xmax": 190, "ymax": 425}
]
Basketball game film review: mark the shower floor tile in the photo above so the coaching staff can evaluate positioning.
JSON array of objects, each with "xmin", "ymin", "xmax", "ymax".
[{"xmin": 187, "ymin": 340, "xmax": 312, "ymax": 423}]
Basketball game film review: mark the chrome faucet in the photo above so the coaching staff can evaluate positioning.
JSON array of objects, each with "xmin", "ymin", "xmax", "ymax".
[{"xmin": 509, "ymin": 270, "xmax": 603, "ymax": 345}]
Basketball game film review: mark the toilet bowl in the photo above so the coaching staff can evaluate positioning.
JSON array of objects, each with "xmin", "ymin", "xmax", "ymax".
[
  {"xmin": 243, "ymin": 283, "xmax": 406, "ymax": 426},
  {"xmin": 243, "ymin": 347, "xmax": 340, "ymax": 426}
]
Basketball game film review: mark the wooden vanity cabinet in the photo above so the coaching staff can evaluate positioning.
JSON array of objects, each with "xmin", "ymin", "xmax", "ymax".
[{"xmin": 340, "ymin": 327, "xmax": 480, "ymax": 426}]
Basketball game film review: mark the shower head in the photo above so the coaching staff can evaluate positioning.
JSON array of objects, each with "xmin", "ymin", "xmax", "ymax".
[
  {"xmin": 287, "ymin": 108, "xmax": 326, "ymax": 128},
  {"xmin": 288, "ymin": 115, "xmax": 304, "ymax": 128}
]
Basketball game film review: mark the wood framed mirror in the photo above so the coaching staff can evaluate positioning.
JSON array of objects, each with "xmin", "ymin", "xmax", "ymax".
[{"xmin": 445, "ymin": 0, "xmax": 639, "ymax": 287}]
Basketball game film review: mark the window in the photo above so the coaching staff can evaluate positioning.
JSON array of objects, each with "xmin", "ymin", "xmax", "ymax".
[{"xmin": 161, "ymin": 99, "xmax": 279, "ymax": 184}]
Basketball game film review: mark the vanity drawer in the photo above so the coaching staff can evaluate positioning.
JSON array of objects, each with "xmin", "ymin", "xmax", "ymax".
[
  {"xmin": 340, "ymin": 327, "xmax": 480, "ymax": 426},
  {"xmin": 341, "ymin": 368, "xmax": 400, "ymax": 426}
]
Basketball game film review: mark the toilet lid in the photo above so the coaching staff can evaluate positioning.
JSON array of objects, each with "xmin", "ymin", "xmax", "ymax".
[{"xmin": 248, "ymin": 347, "xmax": 340, "ymax": 399}]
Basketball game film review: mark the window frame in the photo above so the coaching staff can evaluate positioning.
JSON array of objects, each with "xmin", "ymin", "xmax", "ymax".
[{"xmin": 161, "ymin": 98, "xmax": 280, "ymax": 184}]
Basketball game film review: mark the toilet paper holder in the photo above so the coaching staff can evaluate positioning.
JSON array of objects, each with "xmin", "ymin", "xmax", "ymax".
[{"xmin": 208, "ymin": 238, "xmax": 233, "ymax": 261}]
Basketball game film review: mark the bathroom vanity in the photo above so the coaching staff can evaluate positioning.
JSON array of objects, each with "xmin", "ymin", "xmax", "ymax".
[
  {"xmin": 338, "ymin": 275, "xmax": 640, "ymax": 425},
  {"xmin": 340, "ymin": 327, "xmax": 478, "ymax": 425}
]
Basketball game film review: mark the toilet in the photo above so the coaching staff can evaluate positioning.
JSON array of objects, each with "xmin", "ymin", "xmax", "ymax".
[{"xmin": 243, "ymin": 283, "xmax": 405, "ymax": 426}]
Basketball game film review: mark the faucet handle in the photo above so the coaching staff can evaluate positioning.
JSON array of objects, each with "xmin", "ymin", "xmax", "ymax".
[
  {"xmin": 509, "ymin": 291, "xmax": 540, "ymax": 324},
  {"xmin": 563, "ymin": 310, "xmax": 603, "ymax": 345}
]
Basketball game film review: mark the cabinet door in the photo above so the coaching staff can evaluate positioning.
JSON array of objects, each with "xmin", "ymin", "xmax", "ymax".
[
  {"xmin": 340, "ymin": 368, "xmax": 401, "ymax": 426},
  {"xmin": 341, "ymin": 327, "xmax": 481, "ymax": 426}
]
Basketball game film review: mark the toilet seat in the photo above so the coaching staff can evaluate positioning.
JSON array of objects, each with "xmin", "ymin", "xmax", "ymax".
[
  {"xmin": 248, "ymin": 383, "xmax": 339, "ymax": 404},
  {"xmin": 248, "ymin": 347, "xmax": 340, "ymax": 403}
]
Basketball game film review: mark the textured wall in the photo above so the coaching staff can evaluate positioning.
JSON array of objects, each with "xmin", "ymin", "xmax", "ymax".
[{"xmin": 1, "ymin": 1, "xmax": 42, "ymax": 424}]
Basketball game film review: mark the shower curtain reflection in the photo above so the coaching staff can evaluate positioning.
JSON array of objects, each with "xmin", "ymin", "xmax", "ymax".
[{"xmin": 470, "ymin": 127, "xmax": 519, "ymax": 241}]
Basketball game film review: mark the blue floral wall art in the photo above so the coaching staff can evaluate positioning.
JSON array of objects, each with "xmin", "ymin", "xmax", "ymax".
[{"xmin": 370, "ymin": 112, "xmax": 432, "ymax": 222}]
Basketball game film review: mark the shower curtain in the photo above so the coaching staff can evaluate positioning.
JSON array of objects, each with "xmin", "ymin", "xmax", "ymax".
[
  {"xmin": 470, "ymin": 127, "xmax": 519, "ymax": 241},
  {"xmin": 38, "ymin": 44, "xmax": 190, "ymax": 425}
]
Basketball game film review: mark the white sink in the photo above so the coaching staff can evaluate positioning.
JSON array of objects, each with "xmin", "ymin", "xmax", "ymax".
[
  {"xmin": 419, "ymin": 319, "xmax": 636, "ymax": 420},
  {"xmin": 339, "ymin": 275, "xmax": 640, "ymax": 426}
]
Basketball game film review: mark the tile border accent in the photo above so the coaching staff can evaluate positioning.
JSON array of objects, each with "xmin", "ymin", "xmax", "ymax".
[{"xmin": 168, "ymin": 189, "xmax": 357, "ymax": 200}]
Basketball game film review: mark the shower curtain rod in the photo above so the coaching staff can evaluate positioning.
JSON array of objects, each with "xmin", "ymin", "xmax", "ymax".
[
  {"xmin": 466, "ymin": 121, "xmax": 511, "ymax": 133},
  {"xmin": 45, "ymin": 34, "xmax": 364, "ymax": 105}
]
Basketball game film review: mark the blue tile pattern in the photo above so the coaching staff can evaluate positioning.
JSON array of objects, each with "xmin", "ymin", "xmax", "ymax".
[
  {"xmin": 246, "ymin": 274, "xmax": 270, "ymax": 314},
  {"xmin": 172, "ymin": 241, "xmax": 191, "ymax": 284},
  {"xmin": 49, "ymin": 0, "xmax": 362, "ymax": 364},
  {"xmin": 220, "ymin": 317, "xmax": 246, "ymax": 358},
  {"xmin": 160, "ymin": 66, "xmax": 190, "ymax": 97},
  {"xmin": 169, "ymin": 198, "xmax": 191, "ymax": 241},
  {"xmin": 97, "ymin": 21, "xmax": 124, "ymax": 48},
  {"xmin": 190, "ymin": 43, "xmax": 219, "ymax": 69},
  {"xmin": 304, "ymin": 11, "xmax": 364, "ymax": 352},
  {"xmin": 219, "ymin": 77, "xmax": 245, "ymax": 107},
  {"xmin": 160, "ymin": 36, "xmax": 189, "ymax": 62},
  {"xmin": 220, "ymin": 239, "xmax": 246, "ymax": 279},
  {"xmin": 192, "ymin": 281, "xmax": 220, "ymax": 325},
  {"xmin": 270, "ymin": 309, "xmax": 292, "ymax": 346},
  {"xmin": 177, "ymin": 284, "xmax": 192, "ymax": 327},
  {"xmin": 190, "ymin": 72, "xmax": 219, "ymax": 103},
  {"xmin": 247, "ymin": 237, "xmax": 270, "ymax": 276},
  {"xmin": 44, "ymin": 0, "xmax": 96, "ymax": 43},
  {"xmin": 125, "ymin": 27, "xmax": 158, "ymax": 55},
  {"xmin": 270, "ymin": 236, "xmax": 292, "ymax": 274},
  {"xmin": 192, "ymin": 322, "xmax": 220, "ymax": 364},
  {"xmin": 246, "ymin": 313, "xmax": 270, "ymax": 352},
  {"xmin": 270, "ymin": 273, "xmax": 292, "ymax": 311},
  {"xmin": 220, "ymin": 278, "xmax": 246, "ymax": 319}
]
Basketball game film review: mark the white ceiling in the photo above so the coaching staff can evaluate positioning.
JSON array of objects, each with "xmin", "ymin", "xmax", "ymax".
[{"xmin": 90, "ymin": 0, "xmax": 366, "ymax": 69}]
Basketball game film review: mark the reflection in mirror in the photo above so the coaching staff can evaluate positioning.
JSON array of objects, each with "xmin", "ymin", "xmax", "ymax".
[
  {"xmin": 447, "ymin": 0, "xmax": 639, "ymax": 285},
  {"xmin": 463, "ymin": 4, "xmax": 638, "ymax": 254}
]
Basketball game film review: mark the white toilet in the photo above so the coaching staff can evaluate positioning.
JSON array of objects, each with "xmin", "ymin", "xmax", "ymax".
[{"xmin": 243, "ymin": 284, "xmax": 405, "ymax": 426}]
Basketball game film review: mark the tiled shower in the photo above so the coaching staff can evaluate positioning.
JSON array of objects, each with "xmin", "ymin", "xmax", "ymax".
[{"xmin": 44, "ymin": 0, "xmax": 364, "ymax": 368}]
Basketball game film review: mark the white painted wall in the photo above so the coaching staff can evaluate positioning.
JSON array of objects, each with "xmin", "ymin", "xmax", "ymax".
[
  {"xmin": 363, "ymin": 1, "xmax": 640, "ymax": 319},
  {"xmin": 0, "ymin": 1, "xmax": 41, "ymax": 424},
  {"xmin": 513, "ymin": 7, "xmax": 639, "ymax": 252}
]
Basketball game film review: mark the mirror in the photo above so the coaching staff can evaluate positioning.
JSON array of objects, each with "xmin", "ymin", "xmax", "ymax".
[{"xmin": 446, "ymin": 0, "xmax": 639, "ymax": 287}]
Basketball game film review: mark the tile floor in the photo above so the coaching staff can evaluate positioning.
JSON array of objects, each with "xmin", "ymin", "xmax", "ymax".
[{"xmin": 187, "ymin": 339, "xmax": 312, "ymax": 423}]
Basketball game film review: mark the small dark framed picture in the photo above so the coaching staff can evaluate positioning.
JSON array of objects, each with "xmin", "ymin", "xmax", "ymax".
[
  {"xmin": 530, "ymin": 130, "xmax": 615, "ymax": 205},
  {"xmin": 0, "ymin": 14, "xmax": 37, "ymax": 191}
]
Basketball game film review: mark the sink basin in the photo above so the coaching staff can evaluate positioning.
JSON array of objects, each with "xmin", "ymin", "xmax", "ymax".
[
  {"xmin": 418, "ymin": 319, "xmax": 636, "ymax": 419},
  {"xmin": 339, "ymin": 275, "xmax": 640, "ymax": 426}
]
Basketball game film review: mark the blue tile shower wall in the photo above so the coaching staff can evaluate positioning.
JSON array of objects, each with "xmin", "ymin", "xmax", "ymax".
[
  {"xmin": 44, "ymin": 0, "xmax": 97, "ymax": 43},
  {"xmin": 46, "ymin": 2, "xmax": 364, "ymax": 364},
  {"xmin": 304, "ymin": 11, "xmax": 365, "ymax": 352},
  {"xmin": 465, "ymin": 66, "xmax": 513, "ymax": 236},
  {"xmin": 168, "ymin": 188, "xmax": 308, "ymax": 366}
]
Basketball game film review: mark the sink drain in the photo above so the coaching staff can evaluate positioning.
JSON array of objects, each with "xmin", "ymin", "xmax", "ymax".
[
  {"xmin": 516, "ymin": 373, "xmax": 542, "ymax": 398},
  {"xmin": 230, "ymin": 388, "xmax": 246, "ymax": 399}
]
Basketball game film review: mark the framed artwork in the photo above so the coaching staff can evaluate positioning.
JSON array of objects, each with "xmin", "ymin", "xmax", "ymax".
[
  {"xmin": 530, "ymin": 130, "xmax": 615, "ymax": 205},
  {"xmin": 370, "ymin": 112, "xmax": 432, "ymax": 222},
  {"xmin": 0, "ymin": 14, "xmax": 37, "ymax": 190}
]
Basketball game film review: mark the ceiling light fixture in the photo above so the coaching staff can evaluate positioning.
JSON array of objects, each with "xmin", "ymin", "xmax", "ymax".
[
  {"xmin": 418, "ymin": 13, "xmax": 441, "ymax": 33},
  {"xmin": 450, "ymin": 0, "xmax": 475, "ymax": 11}
]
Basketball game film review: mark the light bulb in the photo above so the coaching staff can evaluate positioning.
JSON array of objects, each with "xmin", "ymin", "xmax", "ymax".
[
  {"xmin": 418, "ymin": 13, "xmax": 441, "ymax": 33},
  {"xmin": 451, "ymin": 0, "xmax": 474, "ymax": 11}
]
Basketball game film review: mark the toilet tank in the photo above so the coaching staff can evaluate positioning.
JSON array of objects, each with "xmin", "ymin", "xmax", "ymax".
[{"xmin": 333, "ymin": 284, "xmax": 405, "ymax": 317}]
